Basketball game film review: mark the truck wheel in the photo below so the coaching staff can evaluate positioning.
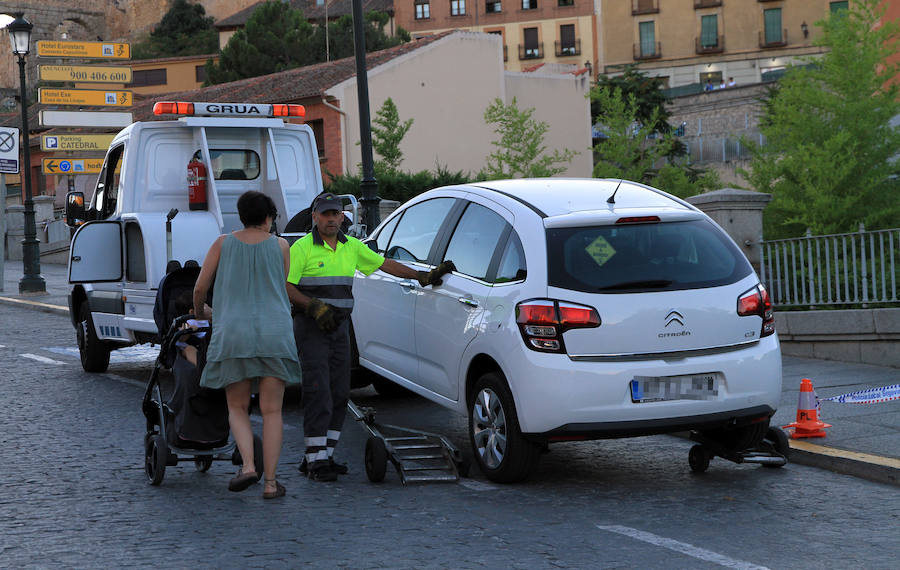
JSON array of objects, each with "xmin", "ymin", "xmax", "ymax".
[
  {"xmin": 468, "ymin": 372, "xmax": 541, "ymax": 483},
  {"xmin": 77, "ymin": 304, "xmax": 110, "ymax": 373}
]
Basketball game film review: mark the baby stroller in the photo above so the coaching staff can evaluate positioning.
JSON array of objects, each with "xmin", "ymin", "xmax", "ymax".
[{"xmin": 141, "ymin": 262, "xmax": 263, "ymax": 485}]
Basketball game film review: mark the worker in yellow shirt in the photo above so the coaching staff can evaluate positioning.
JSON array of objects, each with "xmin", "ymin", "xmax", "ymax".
[{"xmin": 287, "ymin": 193, "xmax": 454, "ymax": 481}]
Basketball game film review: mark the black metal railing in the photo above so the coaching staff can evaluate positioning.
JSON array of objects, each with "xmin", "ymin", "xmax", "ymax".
[
  {"xmin": 632, "ymin": 0, "xmax": 659, "ymax": 15},
  {"xmin": 555, "ymin": 39, "xmax": 581, "ymax": 57},
  {"xmin": 519, "ymin": 42, "xmax": 544, "ymax": 60},
  {"xmin": 633, "ymin": 41, "xmax": 661, "ymax": 60},
  {"xmin": 759, "ymin": 29, "xmax": 787, "ymax": 48},
  {"xmin": 695, "ymin": 35, "xmax": 724, "ymax": 53}
]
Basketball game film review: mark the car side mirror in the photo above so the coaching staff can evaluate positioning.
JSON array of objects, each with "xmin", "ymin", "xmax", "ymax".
[
  {"xmin": 65, "ymin": 191, "xmax": 86, "ymax": 227},
  {"xmin": 366, "ymin": 241, "xmax": 378, "ymax": 253}
]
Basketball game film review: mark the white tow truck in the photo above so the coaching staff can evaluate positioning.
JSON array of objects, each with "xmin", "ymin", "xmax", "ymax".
[{"xmin": 64, "ymin": 101, "xmax": 326, "ymax": 372}]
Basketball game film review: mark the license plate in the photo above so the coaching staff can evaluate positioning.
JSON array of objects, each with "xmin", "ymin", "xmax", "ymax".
[{"xmin": 630, "ymin": 374, "xmax": 719, "ymax": 403}]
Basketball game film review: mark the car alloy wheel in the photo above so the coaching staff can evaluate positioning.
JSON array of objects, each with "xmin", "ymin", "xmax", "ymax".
[{"xmin": 471, "ymin": 387, "xmax": 507, "ymax": 470}]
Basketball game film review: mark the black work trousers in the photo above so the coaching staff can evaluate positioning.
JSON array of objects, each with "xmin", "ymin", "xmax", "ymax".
[{"xmin": 293, "ymin": 315, "xmax": 351, "ymax": 461}]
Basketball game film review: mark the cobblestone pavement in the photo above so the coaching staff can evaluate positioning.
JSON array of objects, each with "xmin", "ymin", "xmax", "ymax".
[{"xmin": 1, "ymin": 304, "xmax": 898, "ymax": 569}]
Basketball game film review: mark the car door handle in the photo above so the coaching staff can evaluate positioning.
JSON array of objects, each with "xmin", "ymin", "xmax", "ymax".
[
  {"xmin": 399, "ymin": 281, "xmax": 417, "ymax": 290},
  {"xmin": 458, "ymin": 297, "xmax": 479, "ymax": 307}
]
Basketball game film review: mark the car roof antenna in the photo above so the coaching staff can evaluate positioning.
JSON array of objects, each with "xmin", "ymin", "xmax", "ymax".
[{"xmin": 607, "ymin": 179, "xmax": 623, "ymax": 204}]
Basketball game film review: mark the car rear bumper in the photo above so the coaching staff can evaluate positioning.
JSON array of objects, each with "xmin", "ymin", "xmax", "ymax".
[
  {"xmin": 504, "ymin": 335, "xmax": 782, "ymax": 434},
  {"xmin": 532, "ymin": 404, "xmax": 775, "ymax": 441}
]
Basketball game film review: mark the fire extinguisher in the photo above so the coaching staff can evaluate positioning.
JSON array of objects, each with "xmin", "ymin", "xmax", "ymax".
[{"xmin": 187, "ymin": 154, "xmax": 208, "ymax": 211}]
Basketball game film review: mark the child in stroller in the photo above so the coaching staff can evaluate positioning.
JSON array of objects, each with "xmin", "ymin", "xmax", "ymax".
[{"xmin": 142, "ymin": 263, "xmax": 263, "ymax": 485}]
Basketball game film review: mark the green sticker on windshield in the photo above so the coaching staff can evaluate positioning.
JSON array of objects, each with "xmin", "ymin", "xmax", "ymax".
[{"xmin": 585, "ymin": 235, "xmax": 616, "ymax": 267}]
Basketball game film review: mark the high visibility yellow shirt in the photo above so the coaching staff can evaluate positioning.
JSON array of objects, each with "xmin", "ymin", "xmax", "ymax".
[{"xmin": 287, "ymin": 227, "xmax": 385, "ymax": 309}]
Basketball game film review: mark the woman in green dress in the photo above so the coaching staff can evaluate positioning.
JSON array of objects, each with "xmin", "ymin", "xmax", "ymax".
[{"xmin": 193, "ymin": 191, "xmax": 301, "ymax": 499}]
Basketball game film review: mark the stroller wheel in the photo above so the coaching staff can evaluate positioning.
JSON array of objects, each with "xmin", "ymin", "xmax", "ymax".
[
  {"xmin": 145, "ymin": 434, "xmax": 168, "ymax": 485},
  {"xmin": 194, "ymin": 456, "xmax": 213, "ymax": 472}
]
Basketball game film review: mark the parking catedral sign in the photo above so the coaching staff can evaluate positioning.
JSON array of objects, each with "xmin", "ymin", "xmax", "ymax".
[
  {"xmin": 39, "ymin": 88, "xmax": 132, "ymax": 107},
  {"xmin": 41, "ymin": 134, "xmax": 116, "ymax": 152},
  {"xmin": 36, "ymin": 41, "xmax": 130, "ymax": 59},
  {"xmin": 0, "ymin": 127, "xmax": 20, "ymax": 174},
  {"xmin": 42, "ymin": 158, "xmax": 106, "ymax": 175}
]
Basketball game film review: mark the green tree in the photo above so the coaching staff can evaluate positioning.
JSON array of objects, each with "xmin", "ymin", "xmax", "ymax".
[
  {"xmin": 132, "ymin": 0, "xmax": 218, "ymax": 59},
  {"xmin": 370, "ymin": 98, "xmax": 414, "ymax": 172},
  {"xmin": 743, "ymin": 0, "xmax": 900, "ymax": 238},
  {"xmin": 319, "ymin": 12, "xmax": 408, "ymax": 61},
  {"xmin": 479, "ymin": 98, "xmax": 578, "ymax": 179},
  {"xmin": 593, "ymin": 64, "xmax": 672, "ymax": 135},
  {"xmin": 591, "ymin": 86, "xmax": 719, "ymax": 198},
  {"xmin": 205, "ymin": 4, "xmax": 408, "ymax": 85},
  {"xmin": 204, "ymin": 1, "xmax": 318, "ymax": 85}
]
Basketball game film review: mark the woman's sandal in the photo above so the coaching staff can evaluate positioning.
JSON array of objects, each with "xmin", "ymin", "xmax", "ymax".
[
  {"xmin": 228, "ymin": 470, "xmax": 260, "ymax": 492},
  {"xmin": 263, "ymin": 479, "xmax": 286, "ymax": 499}
]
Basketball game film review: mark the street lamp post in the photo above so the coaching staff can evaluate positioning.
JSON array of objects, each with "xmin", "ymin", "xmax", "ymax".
[
  {"xmin": 350, "ymin": 0, "xmax": 380, "ymax": 233},
  {"xmin": 8, "ymin": 13, "xmax": 45, "ymax": 294}
]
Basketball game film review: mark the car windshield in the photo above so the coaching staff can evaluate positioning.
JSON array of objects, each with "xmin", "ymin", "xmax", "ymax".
[{"xmin": 546, "ymin": 219, "xmax": 752, "ymax": 293}]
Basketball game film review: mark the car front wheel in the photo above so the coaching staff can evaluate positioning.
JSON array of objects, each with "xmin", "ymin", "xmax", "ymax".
[{"xmin": 469, "ymin": 372, "xmax": 540, "ymax": 483}]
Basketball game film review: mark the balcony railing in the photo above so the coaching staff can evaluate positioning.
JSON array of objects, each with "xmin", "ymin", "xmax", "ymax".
[
  {"xmin": 555, "ymin": 39, "xmax": 581, "ymax": 57},
  {"xmin": 519, "ymin": 42, "xmax": 544, "ymax": 60},
  {"xmin": 695, "ymin": 35, "xmax": 724, "ymax": 54},
  {"xmin": 633, "ymin": 41, "xmax": 661, "ymax": 60},
  {"xmin": 503, "ymin": 44, "xmax": 508, "ymax": 61},
  {"xmin": 632, "ymin": 0, "xmax": 658, "ymax": 15},
  {"xmin": 694, "ymin": 0, "xmax": 722, "ymax": 7},
  {"xmin": 759, "ymin": 29, "xmax": 787, "ymax": 48}
]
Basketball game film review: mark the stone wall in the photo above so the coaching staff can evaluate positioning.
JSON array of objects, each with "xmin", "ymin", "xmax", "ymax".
[{"xmin": 777, "ymin": 309, "xmax": 900, "ymax": 369}]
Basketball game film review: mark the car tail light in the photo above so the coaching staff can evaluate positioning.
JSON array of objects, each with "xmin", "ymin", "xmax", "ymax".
[
  {"xmin": 516, "ymin": 299, "xmax": 600, "ymax": 353},
  {"xmin": 737, "ymin": 285, "xmax": 775, "ymax": 337}
]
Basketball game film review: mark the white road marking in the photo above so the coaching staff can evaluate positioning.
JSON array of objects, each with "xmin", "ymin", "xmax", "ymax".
[
  {"xmin": 102, "ymin": 373, "xmax": 146, "ymax": 388},
  {"xmin": 596, "ymin": 525, "xmax": 769, "ymax": 570},
  {"xmin": 0, "ymin": 344, "xmax": 5, "ymax": 348},
  {"xmin": 44, "ymin": 345, "xmax": 159, "ymax": 363},
  {"xmin": 21, "ymin": 353, "xmax": 65, "ymax": 365}
]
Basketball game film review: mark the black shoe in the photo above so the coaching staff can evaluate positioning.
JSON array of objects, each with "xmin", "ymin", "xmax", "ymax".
[
  {"xmin": 307, "ymin": 459, "xmax": 338, "ymax": 482},
  {"xmin": 299, "ymin": 457, "xmax": 348, "ymax": 475}
]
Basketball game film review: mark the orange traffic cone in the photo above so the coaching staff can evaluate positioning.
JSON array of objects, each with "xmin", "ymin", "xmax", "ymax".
[{"xmin": 782, "ymin": 378, "xmax": 831, "ymax": 439}]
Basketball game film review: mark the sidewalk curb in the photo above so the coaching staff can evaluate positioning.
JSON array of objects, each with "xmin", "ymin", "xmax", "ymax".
[
  {"xmin": 788, "ymin": 440, "xmax": 900, "ymax": 487},
  {"xmin": 0, "ymin": 295, "xmax": 69, "ymax": 317}
]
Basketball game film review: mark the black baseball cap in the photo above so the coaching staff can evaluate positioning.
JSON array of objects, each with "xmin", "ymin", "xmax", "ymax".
[{"xmin": 313, "ymin": 193, "xmax": 342, "ymax": 213}]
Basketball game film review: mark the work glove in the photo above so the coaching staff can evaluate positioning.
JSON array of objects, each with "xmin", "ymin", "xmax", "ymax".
[
  {"xmin": 416, "ymin": 261, "xmax": 456, "ymax": 287},
  {"xmin": 305, "ymin": 298, "xmax": 338, "ymax": 333}
]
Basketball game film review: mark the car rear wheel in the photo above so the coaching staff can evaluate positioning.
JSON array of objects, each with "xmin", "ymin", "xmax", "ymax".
[
  {"xmin": 77, "ymin": 304, "xmax": 110, "ymax": 373},
  {"xmin": 468, "ymin": 372, "xmax": 540, "ymax": 483}
]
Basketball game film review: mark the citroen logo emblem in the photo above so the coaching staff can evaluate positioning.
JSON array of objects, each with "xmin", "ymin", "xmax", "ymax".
[{"xmin": 665, "ymin": 310, "xmax": 684, "ymax": 327}]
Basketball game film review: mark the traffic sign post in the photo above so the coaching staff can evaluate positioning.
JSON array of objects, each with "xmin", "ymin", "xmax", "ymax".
[
  {"xmin": 39, "ymin": 64, "xmax": 132, "ymax": 83},
  {"xmin": 0, "ymin": 127, "xmax": 20, "ymax": 174},
  {"xmin": 41, "ymin": 134, "xmax": 116, "ymax": 152},
  {"xmin": 39, "ymin": 88, "xmax": 132, "ymax": 107},
  {"xmin": 42, "ymin": 158, "xmax": 106, "ymax": 175},
  {"xmin": 36, "ymin": 40, "xmax": 130, "ymax": 59}
]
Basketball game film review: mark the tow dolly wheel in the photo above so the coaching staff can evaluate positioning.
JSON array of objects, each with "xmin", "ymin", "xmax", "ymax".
[
  {"xmin": 762, "ymin": 427, "xmax": 790, "ymax": 468},
  {"xmin": 689, "ymin": 444, "xmax": 711, "ymax": 473},
  {"xmin": 365, "ymin": 436, "xmax": 388, "ymax": 483}
]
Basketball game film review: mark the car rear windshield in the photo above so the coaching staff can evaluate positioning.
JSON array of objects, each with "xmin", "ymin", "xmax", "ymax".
[{"xmin": 546, "ymin": 219, "xmax": 752, "ymax": 293}]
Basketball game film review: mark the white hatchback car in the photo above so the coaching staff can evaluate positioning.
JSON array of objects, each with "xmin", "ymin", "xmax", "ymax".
[{"xmin": 352, "ymin": 179, "xmax": 782, "ymax": 482}]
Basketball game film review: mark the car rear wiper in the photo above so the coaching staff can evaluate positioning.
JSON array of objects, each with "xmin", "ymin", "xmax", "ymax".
[{"xmin": 595, "ymin": 279, "xmax": 673, "ymax": 291}]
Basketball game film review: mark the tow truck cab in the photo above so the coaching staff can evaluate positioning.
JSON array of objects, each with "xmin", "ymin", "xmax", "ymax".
[{"xmin": 64, "ymin": 101, "xmax": 323, "ymax": 372}]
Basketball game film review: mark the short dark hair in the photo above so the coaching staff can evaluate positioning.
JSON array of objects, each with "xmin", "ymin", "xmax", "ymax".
[{"xmin": 237, "ymin": 191, "xmax": 277, "ymax": 226}]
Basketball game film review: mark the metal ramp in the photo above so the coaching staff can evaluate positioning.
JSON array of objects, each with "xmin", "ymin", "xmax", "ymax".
[{"xmin": 348, "ymin": 401, "xmax": 468, "ymax": 484}]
